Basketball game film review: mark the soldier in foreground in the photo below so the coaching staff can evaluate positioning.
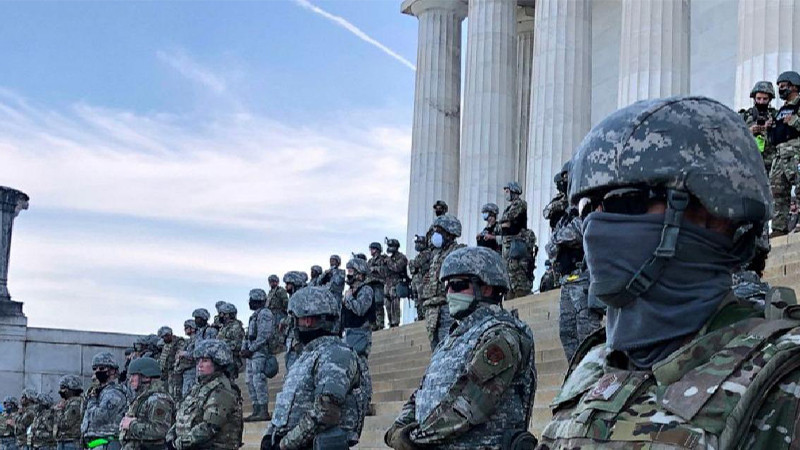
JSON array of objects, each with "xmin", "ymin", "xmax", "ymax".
[
  {"xmin": 342, "ymin": 257, "xmax": 375, "ymax": 429},
  {"xmin": 53, "ymin": 376, "xmax": 83, "ymax": 450},
  {"xmin": 385, "ymin": 246, "xmax": 537, "ymax": 450},
  {"xmin": 1, "ymin": 397, "xmax": 19, "ymax": 450},
  {"xmin": 81, "ymin": 352, "xmax": 127, "ymax": 450},
  {"xmin": 119, "ymin": 357, "xmax": 174, "ymax": 450},
  {"xmin": 769, "ymin": 71, "xmax": 800, "ymax": 237},
  {"xmin": 263, "ymin": 287, "xmax": 363, "ymax": 450},
  {"xmin": 29, "ymin": 394, "xmax": 55, "ymax": 450},
  {"xmin": 320, "ymin": 255, "xmax": 346, "ymax": 302},
  {"xmin": 539, "ymin": 96, "xmax": 800, "ymax": 448},
  {"xmin": 216, "ymin": 302, "xmax": 245, "ymax": 379},
  {"xmin": 14, "ymin": 390, "xmax": 37, "ymax": 450},
  {"xmin": 166, "ymin": 340, "xmax": 242, "ymax": 450},
  {"xmin": 384, "ymin": 238, "xmax": 409, "ymax": 328},
  {"xmin": 241, "ymin": 289, "xmax": 275, "ymax": 423}
]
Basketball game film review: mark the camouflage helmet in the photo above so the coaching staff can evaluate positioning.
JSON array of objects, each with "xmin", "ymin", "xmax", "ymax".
[
  {"xmin": 750, "ymin": 80, "xmax": 775, "ymax": 99},
  {"xmin": 218, "ymin": 302, "xmax": 237, "ymax": 315},
  {"xmin": 249, "ymin": 288, "xmax": 267, "ymax": 303},
  {"xmin": 37, "ymin": 393, "xmax": 53, "ymax": 407},
  {"xmin": 432, "ymin": 214, "xmax": 462, "ymax": 237},
  {"xmin": 2, "ymin": 396, "xmax": 18, "ymax": 409},
  {"xmin": 354, "ymin": 253, "xmax": 367, "ymax": 261},
  {"xmin": 330, "ymin": 254, "xmax": 341, "ymax": 266},
  {"xmin": 268, "ymin": 274, "xmax": 279, "ymax": 284},
  {"xmin": 157, "ymin": 326, "xmax": 173, "ymax": 338},
  {"xmin": 311, "ymin": 265, "xmax": 323, "ymax": 276},
  {"xmin": 288, "ymin": 286, "xmax": 340, "ymax": 320},
  {"xmin": 128, "ymin": 356, "xmax": 161, "ymax": 378},
  {"xmin": 183, "ymin": 319, "xmax": 198, "ymax": 330},
  {"xmin": 20, "ymin": 389, "xmax": 38, "ymax": 401},
  {"xmin": 193, "ymin": 339, "xmax": 233, "ymax": 367},
  {"xmin": 569, "ymin": 96, "xmax": 771, "ymax": 225},
  {"xmin": 346, "ymin": 257, "xmax": 368, "ymax": 274},
  {"xmin": 59, "ymin": 375, "xmax": 83, "ymax": 392},
  {"xmin": 214, "ymin": 300, "xmax": 225, "ymax": 312},
  {"xmin": 555, "ymin": 160, "xmax": 571, "ymax": 183},
  {"xmin": 439, "ymin": 246, "xmax": 510, "ymax": 292},
  {"xmin": 777, "ymin": 71, "xmax": 800, "ymax": 87},
  {"xmin": 91, "ymin": 351, "xmax": 119, "ymax": 370},
  {"xmin": 192, "ymin": 308, "xmax": 210, "ymax": 320},
  {"xmin": 481, "ymin": 203, "xmax": 500, "ymax": 216},
  {"xmin": 385, "ymin": 238, "xmax": 400, "ymax": 248},
  {"xmin": 369, "ymin": 242, "xmax": 382, "ymax": 252},
  {"xmin": 283, "ymin": 271, "xmax": 307, "ymax": 288},
  {"xmin": 433, "ymin": 200, "xmax": 449, "ymax": 212},
  {"xmin": 504, "ymin": 181, "xmax": 523, "ymax": 194}
]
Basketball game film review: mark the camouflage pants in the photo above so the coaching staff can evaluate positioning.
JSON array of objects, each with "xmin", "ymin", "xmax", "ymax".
[
  {"xmin": 423, "ymin": 302, "xmax": 453, "ymax": 351},
  {"xmin": 385, "ymin": 289, "xmax": 402, "ymax": 327},
  {"xmin": 769, "ymin": 143, "xmax": 800, "ymax": 232},
  {"xmin": 505, "ymin": 257, "xmax": 533, "ymax": 299},
  {"xmin": 56, "ymin": 442, "xmax": 79, "ymax": 450},
  {"xmin": 373, "ymin": 300, "xmax": 386, "ymax": 331},
  {"xmin": 168, "ymin": 372, "xmax": 183, "ymax": 401},
  {"xmin": 559, "ymin": 279, "xmax": 603, "ymax": 363},
  {"xmin": 181, "ymin": 367, "xmax": 196, "ymax": 397},
  {"xmin": 1, "ymin": 437, "xmax": 18, "ymax": 450},
  {"xmin": 246, "ymin": 354, "xmax": 270, "ymax": 405},
  {"xmin": 411, "ymin": 282, "xmax": 424, "ymax": 321}
]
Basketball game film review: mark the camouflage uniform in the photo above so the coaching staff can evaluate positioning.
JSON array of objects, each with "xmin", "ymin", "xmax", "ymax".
[
  {"xmin": 384, "ymin": 243, "xmax": 409, "ymax": 328},
  {"xmin": 29, "ymin": 394, "xmax": 55, "ymax": 450},
  {"xmin": 386, "ymin": 247, "xmax": 537, "ymax": 450},
  {"xmin": 265, "ymin": 287, "xmax": 363, "ymax": 449},
  {"xmin": 266, "ymin": 280, "xmax": 290, "ymax": 354},
  {"xmin": 500, "ymin": 184, "xmax": 535, "ymax": 299},
  {"xmin": 216, "ymin": 303, "xmax": 245, "ymax": 379},
  {"xmin": 732, "ymin": 269, "xmax": 771, "ymax": 310},
  {"xmin": 740, "ymin": 105, "xmax": 778, "ymax": 172},
  {"xmin": 408, "ymin": 237, "xmax": 432, "ymax": 321},
  {"xmin": 769, "ymin": 92, "xmax": 800, "ymax": 233},
  {"xmin": 179, "ymin": 310, "xmax": 218, "ymax": 397},
  {"xmin": 320, "ymin": 256, "xmax": 346, "ymax": 302},
  {"xmin": 14, "ymin": 393, "xmax": 36, "ymax": 450},
  {"xmin": 156, "ymin": 327, "xmax": 185, "ymax": 400},
  {"xmin": 0, "ymin": 397, "xmax": 18, "ymax": 450},
  {"xmin": 342, "ymin": 258, "xmax": 376, "ymax": 430},
  {"xmin": 81, "ymin": 354, "xmax": 128, "ymax": 450},
  {"xmin": 167, "ymin": 340, "xmax": 242, "ymax": 450},
  {"xmin": 53, "ymin": 396, "xmax": 82, "ymax": 450},
  {"xmin": 244, "ymin": 289, "xmax": 275, "ymax": 419},
  {"xmin": 119, "ymin": 361, "xmax": 174, "ymax": 450},
  {"xmin": 283, "ymin": 271, "xmax": 308, "ymax": 370},
  {"xmin": 367, "ymin": 244, "xmax": 389, "ymax": 330}
]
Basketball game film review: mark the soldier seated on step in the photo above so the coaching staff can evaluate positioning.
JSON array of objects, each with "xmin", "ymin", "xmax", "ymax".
[
  {"xmin": 539, "ymin": 96, "xmax": 800, "ymax": 449},
  {"xmin": 385, "ymin": 246, "xmax": 537, "ymax": 450}
]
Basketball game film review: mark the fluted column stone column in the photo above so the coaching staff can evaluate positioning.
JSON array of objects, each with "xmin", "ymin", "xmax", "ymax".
[
  {"xmin": 459, "ymin": 0, "xmax": 519, "ymax": 244},
  {"xmin": 402, "ymin": 0, "xmax": 467, "ymax": 257},
  {"xmin": 0, "ymin": 186, "xmax": 28, "ymax": 317},
  {"xmin": 735, "ymin": 0, "xmax": 800, "ymax": 110},
  {"xmin": 515, "ymin": 5, "xmax": 535, "ymax": 189},
  {"xmin": 617, "ymin": 0, "xmax": 690, "ymax": 107},
  {"xmin": 525, "ymin": 0, "xmax": 592, "ymax": 281}
]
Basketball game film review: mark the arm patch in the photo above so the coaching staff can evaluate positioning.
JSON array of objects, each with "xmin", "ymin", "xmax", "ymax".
[{"xmin": 469, "ymin": 327, "xmax": 520, "ymax": 384}]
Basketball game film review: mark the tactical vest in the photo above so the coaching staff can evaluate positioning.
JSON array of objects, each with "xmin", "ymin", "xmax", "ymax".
[
  {"xmin": 54, "ymin": 397, "xmax": 82, "ymax": 441},
  {"xmin": 542, "ymin": 316, "xmax": 800, "ymax": 449},
  {"xmin": 120, "ymin": 382, "xmax": 173, "ymax": 447},
  {"xmin": 769, "ymin": 100, "xmax": 800, "ymax": 146},
  {"xmin": 341, "ymin": 284, "xmax": 375, "ymax": 329},
  {"xmin": 247, "ymin": 308, "xmax": 273, "ymax": 356},
  {"xmin": 29, "ymin": 406, "xmax": 56, "ymax": 448},
  {"xmin": 82, "ymin": 382, "xmax": 128, "ymax": 438},
  {"xmin": 174, "ymin": 375, "xmax": 239, "ymax": 450},
  {"xmin": 415, "ymin": 306, "xmax": 536, "ymax": 448}
]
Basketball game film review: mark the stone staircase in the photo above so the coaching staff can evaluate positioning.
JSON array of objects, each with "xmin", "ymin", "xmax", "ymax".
[{"xmin": 239, "ymin": 233, "xmax": 800, "ymax": 449}]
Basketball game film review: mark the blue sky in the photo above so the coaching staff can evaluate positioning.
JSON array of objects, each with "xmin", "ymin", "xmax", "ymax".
[{"xmin": 0, "ymin": 0, "xmax": 419, "ymax": 334}]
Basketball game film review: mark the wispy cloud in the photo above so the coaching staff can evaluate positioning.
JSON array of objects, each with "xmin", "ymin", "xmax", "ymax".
[
  {"xmin": 293, "ymin": 0, "xmax": 416, "ymax": 72},
  {"xmin": 156, "ymin": 49, "xmax": 228, "ymax": 94}
]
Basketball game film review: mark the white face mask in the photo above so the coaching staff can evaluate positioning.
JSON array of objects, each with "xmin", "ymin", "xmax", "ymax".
[
  {"xmin": 431, "ymin": 232, "xmax": 444, "ymax": 248},
  {"xmin": 482, "ymin": 212, "xmax": 490, "ymax": 221}
]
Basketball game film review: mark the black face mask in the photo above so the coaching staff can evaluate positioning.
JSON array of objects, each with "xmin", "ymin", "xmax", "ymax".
[
  {"xmin": 345, "ymin": 274, "xmax": 355, "ymax": 285},
  {"xmin": 249, "ymin": 301, "xmax": 264, "ymax": 311},
  {"xmin": 298, "ymin": 328, "xmax": 329, "ymax": 345},
  {"xmin": 755, "ymin": 103, "xmax": 769, "ymax": 112},
  {"xmin": 94, "ymin": 370, "xmax": 110, "ymax": 384},
  {"xmin": 195, "ymin": 318, "xmax": 207, "ymax": 328},
  {"xmin": 779, "ymin": 87, "xmax": 792, "ymax": 100},
  {"xmin": 59, "ymin": 389, "xmax": 70, "ymax": 399}
]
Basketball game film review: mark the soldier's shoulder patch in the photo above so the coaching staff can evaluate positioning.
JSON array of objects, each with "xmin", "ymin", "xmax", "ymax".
[{"xmin": 484, "ymin": 344, "xmax": 506, "ymax": 366}]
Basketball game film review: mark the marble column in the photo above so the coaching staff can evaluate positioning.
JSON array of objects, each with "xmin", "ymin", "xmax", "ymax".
[
  {"xmin": 515, "ymin": 5, "xmax": 536, "ymax": 189},
  {"xmin": 402, "ymin": 0, "xmax": 467, "ymax": 259},
  {"xmin": 735, "ymin": 0, "xmax": 800, "ymax": 110},
  {"xmin": 0, "ymin": 186, "xmax": 28, "ymax": 316},
  {"xmin": 617, "ymin": 0, "xmax": 690, "ymax": 107},
  {"xmin": 459, "ymin": 0, "xmax": 519, "ymax": 244},
  {"xmin": 525, "ymin": 0, "xmax": 592, "ymax": 282}
]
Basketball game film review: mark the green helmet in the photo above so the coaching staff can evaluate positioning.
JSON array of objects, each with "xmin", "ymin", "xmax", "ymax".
[
  {"xmin": 432, "ymin": 214, "xmax": 462, "ymax": 237},
  {"xmin": 128, "ymin": 357, "xmax": 161, "ymax": 378},
  {"xmin": 193, "ymin": 339, "xmax": 233, "ymax": 367},
  {"xmin": 777, "ymin": 71, "xmax": 800, "ymax": 87},
  {"xmin": 440, "ymin": 246, "xmax": 510, "ymax": 292},
  {"xmin": 346, "ymin": 257, "xmax": 368, "ymax": 274},
  {"xmin": 481, "ymin": 203, "xmax": 499, "ymax": 216},
  {"xmin": 59, "ymin": 375, "xmax": 83, "ymax": 392},
  {"xmin": 91, "ymin": 351, "xmax": 119, "ymax": 370},
  {"xmin": 750, "ymin": 81, "xmax": 775, "ymax": 99}
]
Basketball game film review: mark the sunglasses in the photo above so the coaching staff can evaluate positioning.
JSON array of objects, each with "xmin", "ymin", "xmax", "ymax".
[
  {"xmin": 579, "ymin": 187, "xmax": 665, "ymax": 218},
  {"xmin": 447, "ymin": 279, "xmax": 472, "ymax": 292}
]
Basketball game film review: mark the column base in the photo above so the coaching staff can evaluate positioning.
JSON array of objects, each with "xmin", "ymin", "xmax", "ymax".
[{"xmin": 0, "ymin": 300, "xmax": 25, "ymax": 318}]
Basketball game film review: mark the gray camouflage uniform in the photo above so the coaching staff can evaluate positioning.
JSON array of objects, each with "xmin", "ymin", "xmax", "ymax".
[
  {"xmin": 80, "ymin": 355, "xmax": 128, "ymax": 450},
  {"xmin": 245, "ymin": 300, "xmax": 275, "ymax": 408}
]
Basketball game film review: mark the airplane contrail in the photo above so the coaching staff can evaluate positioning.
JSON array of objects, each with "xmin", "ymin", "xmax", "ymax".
[{"xmin": 293, "ymin": 0, "xmax": 416, "ymax": 72}]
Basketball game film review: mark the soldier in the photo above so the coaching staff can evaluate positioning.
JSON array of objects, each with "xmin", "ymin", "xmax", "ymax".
[
  {"xmin": 768, "ymin": 71, "xmax": 800, "ymax": 237},
  {"xmin": 476, "ymin": 203, "xmax": 502, "ymax": 253},
  {"xmin": 29, "ymin": 394, "xmax": 55, "ymax": 450},
  {"xmin": 433, "ymin": 200, "xmax": 448, "ymax": 218},
  {"xmin": 367, "ymin": 242, "xmax": 389, "ymax": 330},
  {"xmin": 166, "ymin": 340, "xmax": 242, "ymax": 450},
  {"xmin": 240, "ymin": 289, "xmax": 275, "ymax": 423},
  {"xmin": 118, "ymin": 357, "xmax": 174, "ymax": 450},
  {"xmin": 192, "ymin": 309, "xmax": 217, "ymax": 342},
  {"xmin": 385, "ymin": 246, "xmax": 537, "ymax": 449},
  {"xmin": 215, "ymin": 303, "xmax": 245, "ymax": 379},
  {"xmin": 266, "ymin": 275, "xmax": 289, "ymax": 319},
  {"xmin": 320, "ymin": 255, "xmax": 346, "ymax": 302},
  {"xmin": 177, "ymin": 309, "xmax": 218, "ymax": 397},
  {"xmin": 156, "ymin": 327, "xmax": 184, "ymax": 399},
  {"xmin": 421, "ymin": 214, "xmax": 466, "ymax": 350},
  {"xmin": 542, "ymin": 163, "xmax": 570, "ymax": 232},
  {"xmin": 282, "ymin": 271, "xmax": 308, "ymax": 370},
  {"xmin": 1, "ymin": 396, "xmax": 19, "ymax": 450},
  {"xmin": 408, "ymin": 235, "xmax": 430, "ymax": 322},
  {"xmin": 263, "ymin": 287, "xmax": 363, "ymax": 449},
  {"xmin": 384, "ymin": 238, "xmax": 409, "ymax": 328},
  {"xmin": 308, "ymin": 265, "xmax": 323, "ymax": 287},
  {"xmin": 538, "ymin": 96, "xmax": 800, "ymax": 447},
  {"xmin": 172, "ymin": 320, "xmax": 196, "ymax": 401},
  {"xmin": 500, "ymin": 181, "xmax": 535, "ymax": 299},
  {"xmin": 740, "ymin": 81, "xmax": 778, "ymax": 173},
  {"xmin": 53, "ymin": 376, "xmax": 83, "ymax": 450},
  {"xmin": 538, "ymin": 260, "xmax": 557, "ymax": 293},
  {"xmin": 81, "ymin": 352, "xmax": 127, "ymax": 450},
  {"xmin": 14, "ymin": 390, "xmax": 37, "ymax": 450}
]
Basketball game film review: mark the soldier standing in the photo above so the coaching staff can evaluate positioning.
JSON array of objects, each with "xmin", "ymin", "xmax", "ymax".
[
  {"xmin": 215, "ymin": 303, "xmax": 245, "ymax": 379},
  {"xmin": 155, "ymin": 327, "xmax": 184, "ymax": 400},
  {"xmin": 166, "ymin": 340, "xmax": 242, "ymax": 450},
  {"xmin": 539, "ymin": 96, "xmax": 800, "ymax": 447},
  {"xmin": 282, "ymin": 271, "xmax": 308, "ymax": 370},
  {"xmin": 263, "ymin": 287, "xmax": 363, "ymax": 449},
  {"xmin": 14, "ymin": 390, "xmax": 37, "ymax": 450},
  {"xmin": 408, "ymin": 235, "xmax": 431, "ymax": 322},
  {"xmin": 172, "ymin": 320, "xmax": 196, "ymax": 401},
  {"xmin": 178, "ymin": 309, "xmax": 218, "ymax": 397},
  {"xmin": 385, "ymin": 247, "xmax": 537, "ymax": 449},
  {"xmin": 476, "ymin": 202, "xmax": 502, "ymax": 253},
  {"xmin": 81, "ymin": 352, "xmax": 128, "ymax": 450},
  {"xmin": 53, "ymin": 376, "xmax": 83, "ymax": 450},
  {"xmin": 384, "ymin": 238, "xmax": 409, "ymax": 328},
  {"xmin": 308, "ymin": 266, "xmax": 323, "ymax": 287},
  {"xmin": 240, "ymin": 289, "xmax": 275, "ymax": 423},
  {"xmin": 367, "ymin": 242, "xmax": 389, "ymax": 330},
  {"xmin": 119, "ymin": 357, "xmax": 174, "ymax": 450},
  {"xmin": 542, "ymin": 163, "xmax": 570, "ymax": 232},
  {"xmin": 500, "ymin": 181, "xmax": 535, "ymax": 299},
  {"xmin": 266, "ymin": 274, "xmax": 290, "ymax": 354},
  {"xmin": 320, "ymin": 255, "xmax": 346, "ymax": 302},
  {"xmin": 29, "ymin": 394, "xmax": 55, "ymax": 450},
  {"xmin": 769, "ymin": 71, "xmax": 800, "ymax": 237},
  {"xmin": 421, "ymin": 214, "xmax": 466, "ymax": 350},
  {"xmin": 740, "ymin": 81, "xmax": 778, "ymax": 173},
  {"xmin": 0, "ymin": 397, "xmax": 19, "ymax": 450}
]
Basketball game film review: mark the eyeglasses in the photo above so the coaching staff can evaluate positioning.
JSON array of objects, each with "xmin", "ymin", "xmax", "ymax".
[
  {"xmin": 447, "ymin": 279, "xmax": 472, "ymax": 292},
  {"xmin": 579, "ymin": 186, "xmax": 665, "ymax": 218}
]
